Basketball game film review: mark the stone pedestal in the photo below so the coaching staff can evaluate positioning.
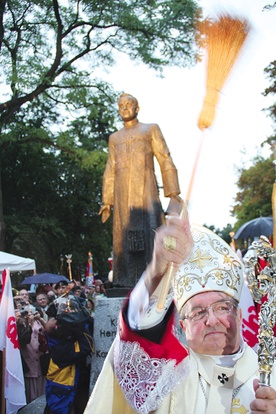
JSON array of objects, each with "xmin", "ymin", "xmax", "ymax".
[
  {"xmin": 89, "ymin": 296, "xmax": 124, "ymax": 393},
  {"xmin": 105, "ymin": 287, "xmax": 131, "ymax": 298}
]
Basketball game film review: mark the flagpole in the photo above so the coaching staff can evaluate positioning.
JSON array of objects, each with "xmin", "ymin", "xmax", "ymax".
[
  {"xmin": 1, "ymin": 348, "xmax": 6, "ymax": 414},
  {"xmin": 65, "ymin": 254, "xmax": 73, "ymax": 281}
]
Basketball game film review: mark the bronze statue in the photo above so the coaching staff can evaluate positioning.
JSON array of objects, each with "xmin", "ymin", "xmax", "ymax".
[{"xmin": 99, "ymin": 93, "xmax": 180, "ymax": 287}]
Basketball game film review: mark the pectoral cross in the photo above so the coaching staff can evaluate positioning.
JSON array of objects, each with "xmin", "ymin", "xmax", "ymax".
[{"xmin": 231, "ymin": 399, "xmax": 248, "ymax": 414}]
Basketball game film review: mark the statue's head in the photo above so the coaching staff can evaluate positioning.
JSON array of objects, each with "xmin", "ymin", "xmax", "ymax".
[
  {"xmin": 117, "ymin": 93, "xmax": 140, "ymax": 122},
  {"xmin": 118, "ymin": 93, "xmax": 138, "ymax": 106}
]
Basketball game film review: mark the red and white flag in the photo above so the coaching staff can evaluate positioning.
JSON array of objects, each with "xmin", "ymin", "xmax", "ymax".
[
  {"xmin": 0, "ymin": 268, "xmax": 26, "ymax": 414},
  {"xmin": 240, "ymin": 283, "xmax": 259, "ymax": 352}
]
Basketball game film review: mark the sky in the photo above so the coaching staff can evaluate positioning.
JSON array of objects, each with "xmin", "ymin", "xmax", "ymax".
[{"xmin": 102, "ymin": 0, "xmax": 276, "ymax": 229}]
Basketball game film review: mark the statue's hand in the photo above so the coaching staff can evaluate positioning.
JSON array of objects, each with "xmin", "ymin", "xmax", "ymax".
[{"xmin": 99, "ymin": 205, "xmax": 111, "ymax": 223}]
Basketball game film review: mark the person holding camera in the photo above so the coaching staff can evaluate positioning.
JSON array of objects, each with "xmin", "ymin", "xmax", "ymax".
[{"xmin": 15, "ymin": 289, "xmax": 47, "ymax": 404}]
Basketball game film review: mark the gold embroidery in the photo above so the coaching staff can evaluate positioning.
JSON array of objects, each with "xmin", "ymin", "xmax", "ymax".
[
  {"xmin": 189, "ymin": 249, "xmax": 213, "ymax": 269},
  {"xmin": 231, "ymin": 398, "xmax": 248, "ymax": 414},
  {"xmin": 173, "ymin": 224, "xmax": 244, "ymax": 311}
]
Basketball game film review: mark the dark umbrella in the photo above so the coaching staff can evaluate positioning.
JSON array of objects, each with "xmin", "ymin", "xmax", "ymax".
[
  {"xmin": 20, "ymin": 273, "xmax": 69, "ymax": 285},
  {"xmin": 233, "ymin": 216, "xmax": 273, "ymax": 239}
]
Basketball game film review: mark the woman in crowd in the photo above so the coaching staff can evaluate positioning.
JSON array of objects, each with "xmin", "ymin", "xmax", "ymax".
[{"xmin": 15, "ymin": 289, "xmax": 47, "ymax": 404}]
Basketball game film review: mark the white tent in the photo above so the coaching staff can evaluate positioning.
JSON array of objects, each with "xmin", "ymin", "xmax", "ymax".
[{"xmin": 0, "ymin": 251, "xmax": 36, "ymax": 273}]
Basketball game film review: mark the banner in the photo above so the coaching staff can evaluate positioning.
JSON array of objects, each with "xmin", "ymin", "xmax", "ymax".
[
  {"xmin": 240, "ymin": 283, "xmax": 259, "ymax": 351},
  {"xmin": 85, "ymin": 251, "xmax": 94, "ymax": 287},
  {"xmin": 0, "ymin": 269, "xmax": 26, "ymax": 414}
]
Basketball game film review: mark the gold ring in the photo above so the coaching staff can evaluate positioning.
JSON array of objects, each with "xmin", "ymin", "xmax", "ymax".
[{"xmin": 163, "ymin": 236, "xmax": 177, "ymax": 251}]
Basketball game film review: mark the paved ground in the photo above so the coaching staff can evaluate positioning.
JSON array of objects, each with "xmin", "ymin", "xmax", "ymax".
[{"xmin": 18, "ymin": 395, "xmax": 46, "ymax": 413}]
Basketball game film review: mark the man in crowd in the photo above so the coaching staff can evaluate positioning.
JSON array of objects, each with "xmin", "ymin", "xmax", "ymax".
[
  {"xmin": 35, "ymin": 292, "xmax": 49, "ymax": 322},
  {"xmin": 46, "ymin": 280, "xmax": 69, "ymax": 318},
  {"xmin": 85, "ymin": 213, "xmax": 276, "ymax": 413},
  {"xmin": 19, "ymin": 288, "xmax": 30, "ymax": 304},
  {"xmin": 71, "ymin": 285, "xmax": 82, "ymax": 297},
  {"xmin": 70, "ymin": 284, "xmax": 86, "ymax": 306}
]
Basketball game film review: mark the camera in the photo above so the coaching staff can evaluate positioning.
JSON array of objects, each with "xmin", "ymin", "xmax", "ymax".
[{"xmin": 20, "ymin": 305, "xmax": 36, "ymax": 316}]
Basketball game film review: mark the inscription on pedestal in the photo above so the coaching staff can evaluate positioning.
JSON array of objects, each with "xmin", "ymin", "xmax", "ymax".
[{"xmin": 89, "ymin": 296, "xmax": 124, "ymax": 393}]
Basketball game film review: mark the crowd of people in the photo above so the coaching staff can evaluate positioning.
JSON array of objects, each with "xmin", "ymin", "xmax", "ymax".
[{"xmin": 12, "ymin": 277, "xmax": 107, "ymax": 413}]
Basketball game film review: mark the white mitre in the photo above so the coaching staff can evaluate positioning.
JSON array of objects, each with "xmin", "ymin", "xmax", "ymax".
[{"xmin": 173, "ymin": 224, "xmax": 244, "ymax": 312}]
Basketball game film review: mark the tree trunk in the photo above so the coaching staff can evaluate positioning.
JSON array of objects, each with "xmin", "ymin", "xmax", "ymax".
[
  {"xmin": 0, "ymin": 0, "xmax": 6, "ymax": 50},
  {"xmin": 0, "ymin": 160, "xmax": 6, "ymax": 250}
]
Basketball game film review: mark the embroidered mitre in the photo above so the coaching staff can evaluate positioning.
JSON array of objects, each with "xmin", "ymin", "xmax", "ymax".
[{"xmin": 173, "ymin": 224, "xmax": 244, "ymax": 311}]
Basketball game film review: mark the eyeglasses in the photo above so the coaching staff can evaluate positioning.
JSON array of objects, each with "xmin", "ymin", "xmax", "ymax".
[{"xmin": 183, "ymin": 300, "xmax": 237, "ymax": 322}]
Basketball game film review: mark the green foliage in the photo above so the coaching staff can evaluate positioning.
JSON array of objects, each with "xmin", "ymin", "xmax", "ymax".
[
  {"xmin": 263, "ymin": 60, "xmax": 276, "ymax": 146},
  {"xmin": 263, "ymin": 2, "xmax": 276, "ymax": 11},
  {"xmin": 231, "ymin": 155, "xmax": 274, "ymax": 231},
  {"xmin": 0, "ymin": 0, "xmax": 200, "ymax": 127},
  {"xmin": 0, "ymin": 0, "xmax": 200, "ymax": 278},
  {"xmin": 1, "ymin": 134, "xmax": 113, "ymax": 279},
  {"xmin": 202, "ymin": 223, "xmax": 233, "ymax": 245}
]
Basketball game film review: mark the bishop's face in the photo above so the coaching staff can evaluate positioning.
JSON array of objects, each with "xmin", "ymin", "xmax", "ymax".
[
  {"xmin": 180, "ymin": 291, "xmax": 242, "ymax": 355},
  {"xmin": 118, "ymin": 95, "xmax": 139, "ymax": 122}
]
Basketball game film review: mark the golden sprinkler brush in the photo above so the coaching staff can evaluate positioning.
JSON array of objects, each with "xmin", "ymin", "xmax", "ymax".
[
  {"xmin": 187, "ymin": 14, "xmax": 251, "ymax": 204},
  {"xmin": 197, "ymin": 14, "xmax": 251, "ymax": 131}
]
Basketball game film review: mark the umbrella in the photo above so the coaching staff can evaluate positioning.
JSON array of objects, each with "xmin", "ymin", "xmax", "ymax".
[
  {"xmin": 233, "ymin": 216, "xmax": 273, "ymax": 240},
  {"xmin": 20, "ymin": 273, "xmax": 69, "ymax": 285}
]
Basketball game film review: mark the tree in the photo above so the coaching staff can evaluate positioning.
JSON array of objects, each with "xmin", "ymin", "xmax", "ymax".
[
  {"xmin": 228, "ymin": 4, "xmax": 276, "ymax": 245},
  {"xmin": 231, "ymin": 154, "xmax": 274, "ymax": 231},
  {"xmin": 0, "ymin": 0, "xmax": 200, "ymax": 249},
  {"xmin": 262, "ymin": 59, "xmax": 276, "ymax": 153},
  {"xmin": 213, "ymin": 5, "xmax": 275, "ymax": 246},
  {"xmin": 261, "ymin": 3, "xmax": 276, "ymax": 146},
  {"xmin": 203, "ymin": 223, "xmax": 233, "ymax": 245},
  {"xmin": 0, "ymin": 0, "xmax": 6, "ymax": 50},
  {"xmin": 1, "ymin": 0, "xmax": 199, "ymax": 126},
  {"xmin": 1, "ymin": 116, "xmax": 114, "ymax": 278}
]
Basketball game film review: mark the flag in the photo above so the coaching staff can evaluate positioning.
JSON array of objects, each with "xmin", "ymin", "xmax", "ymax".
[
  {"xmin": 0, "ymin": 268, "xmax": 26, "ymax": 414},
  {"xmin": 85, "ymin": 252, "xmax": 94, "ymax": 287},
  {"xmin": 240, "ymin": 283, "xmax": 259, "ymax": 351},
  {"xmin": 85, "ymin": 251, "xmax": 94, "ymax": 276}
]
